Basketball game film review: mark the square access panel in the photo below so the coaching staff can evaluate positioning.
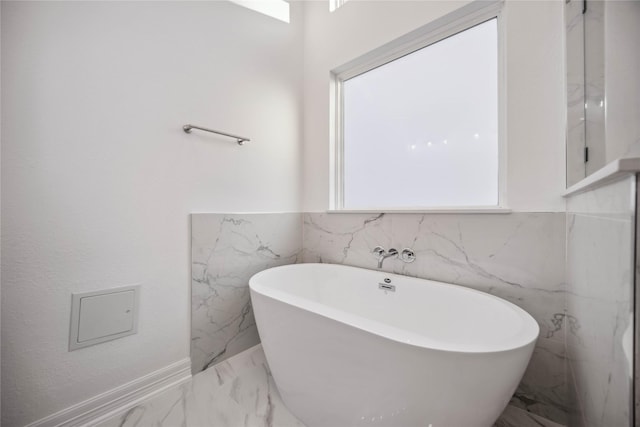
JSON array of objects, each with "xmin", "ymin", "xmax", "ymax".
[{"xmin": 69, "ymin": 285, "xmax": 140, "ymax": 351}]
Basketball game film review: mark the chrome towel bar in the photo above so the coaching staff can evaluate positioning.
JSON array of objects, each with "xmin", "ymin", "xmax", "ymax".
[{"xmin": 183, "ymin": 124, "xmax": 250, "ymax": 145}]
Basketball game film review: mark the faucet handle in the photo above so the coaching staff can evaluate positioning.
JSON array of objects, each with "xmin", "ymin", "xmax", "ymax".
[
  {"xmin": 372, "ymin": 246, "xmax": 385, "ymax": 256},
  {"xmin": 400, "ymin": 248, "xmax": 416, "ymax": 263}
]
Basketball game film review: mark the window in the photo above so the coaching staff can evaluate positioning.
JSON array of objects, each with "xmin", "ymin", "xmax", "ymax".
[
  {"xmin": 332, "ymin": 4, "xmax": 503, "ymax": 211},
  {"xmin": 329, "ymin": 0, "xmax": 348, "ymax": 12},
  {"xmin": 229, "ymin": 0, "xmax": 290, "ymax": 23}
]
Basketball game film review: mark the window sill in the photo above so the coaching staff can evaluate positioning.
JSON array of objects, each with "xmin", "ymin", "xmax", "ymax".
[{"xmin": 326, "ymin": 207, "xmax": 512, "ymax": 214}]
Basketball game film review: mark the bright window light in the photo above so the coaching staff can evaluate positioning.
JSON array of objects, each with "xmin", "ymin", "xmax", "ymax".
[
  {"xmin": 338, "ymin": 18, "xmax": 500, "ymax": 209},
  {"xmin": 330, "ymin": 0, "xmax": 348, "ymax": 12},
  {"xmin": 229, "ymin": 0, "xmax": 290, "ymax": 23}
]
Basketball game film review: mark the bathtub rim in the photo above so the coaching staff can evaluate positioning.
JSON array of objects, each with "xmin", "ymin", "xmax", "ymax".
[{"xmin": 249, "ymin": 263, "xmax": 540, "ymax": 355}]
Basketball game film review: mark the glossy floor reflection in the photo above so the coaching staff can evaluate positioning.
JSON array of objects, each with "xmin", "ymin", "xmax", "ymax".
[{"xmin": 96, "ymin": 345, "xmax": 564, "ymax": 427}]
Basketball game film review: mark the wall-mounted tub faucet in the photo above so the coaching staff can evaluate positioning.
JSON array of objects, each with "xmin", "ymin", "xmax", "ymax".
[
  {"xmin": 373, "ymin": 246, "xmax": 416, "ymax": 268},
  {"xmin": 372, "ymin": 246, "xmax": 398, "ymax": 268}
]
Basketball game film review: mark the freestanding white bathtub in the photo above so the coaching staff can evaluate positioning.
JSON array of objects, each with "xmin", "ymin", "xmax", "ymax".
[{"xmin": 249, "ymin": 263, "xmax": 539, "ymax": 427}]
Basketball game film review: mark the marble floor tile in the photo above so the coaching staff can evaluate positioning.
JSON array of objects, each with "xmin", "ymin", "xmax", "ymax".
[
  {"xmin": 95, "ymin": 345, "xmax": 564, "ymax": 427},
  {"xmin": 495, "ymin": 405, "xmax": 565, "ymax": 427}
]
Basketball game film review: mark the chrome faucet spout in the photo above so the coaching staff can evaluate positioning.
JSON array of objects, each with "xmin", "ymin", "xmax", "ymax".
[{"xmin": 373, "ymin": 247, "xmax": 398, "ymax": 268}]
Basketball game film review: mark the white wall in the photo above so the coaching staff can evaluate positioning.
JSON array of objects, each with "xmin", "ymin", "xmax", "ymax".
[
  {"xmin": 302, "ymin": 0, "xmax": 566, "ymax": 212},
  {"xmin": 1, "ymin": 1, "xmax": 303, "ymax": 425},
  {"xmin": 604, "ymin": 0, "xmax": 640, "ymax": 161}
]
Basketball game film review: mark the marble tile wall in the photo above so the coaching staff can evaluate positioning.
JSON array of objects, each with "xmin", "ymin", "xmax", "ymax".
[
  {"xmin": 192, "ymin": 211, "xmax": 606, "ymax": 424},
  {"xmin": 565, "ymin": 0, "xmax": 608, "ymax": 185},
  {"xmin": 191, "ymin": 213, "xmax": 302, "ymax": 374},
  {"xmin": 582, "ymin": 0, "xmax": 606, "ymax": 176},
  {"xmin": 565, "ymin": 175, "xmax": 636, "ymax": 427},
  {"xmin": 565, "ymin": 0, "xmax": 587, "ymax": 187},
  {"xmin": 302, "ymin": 212, "xmax": 568, "ymax": 424}
]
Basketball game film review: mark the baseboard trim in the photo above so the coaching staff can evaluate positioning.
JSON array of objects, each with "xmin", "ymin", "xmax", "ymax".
[{"xmin": 26, "ymin": 358, "xmax": 192, "ymax": 427}]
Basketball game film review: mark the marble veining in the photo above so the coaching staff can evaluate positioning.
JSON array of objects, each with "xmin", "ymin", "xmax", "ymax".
[
  {"xmin": 303, "ymin": 212, "xmax": 568, "ymax": 424},
  {"xmin": 565, "ymin": 175, "xmax": 636, "ymax": 427},
  {"xmin": 96, "ymin": 344, "xmax": 564, "ymax": 427},
  {"xmin": 191, "ymin": 213, "xmax": 302, "ymax": 373},
  {"xmin": 496, "ymin": 406, "xmax": 565, "ymax": 427},
  {"xmin": 189, "ymin": 211, "xmax": 572, "ymax": 424}
]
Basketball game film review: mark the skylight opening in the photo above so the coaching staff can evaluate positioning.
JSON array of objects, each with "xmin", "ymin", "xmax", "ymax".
[
  {"xmin": 329, "ymin": 0, "xmax": 348, "ymax": 13},
  {"xmin": 229, "ymin": 0, "xmax": 290, "ymax": 23}
]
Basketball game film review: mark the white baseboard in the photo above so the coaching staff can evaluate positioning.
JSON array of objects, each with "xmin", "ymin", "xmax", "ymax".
[{"xmin": 26, "ymin": 358, "xmax": 192, "ymax": 427}]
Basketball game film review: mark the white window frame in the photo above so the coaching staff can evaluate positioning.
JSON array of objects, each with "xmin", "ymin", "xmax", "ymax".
[{"xmin": 329, "ymin": 0, "xmax": 508, "ymax": 213}]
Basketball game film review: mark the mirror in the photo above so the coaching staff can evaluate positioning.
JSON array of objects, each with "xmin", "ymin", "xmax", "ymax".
[{"xmin": 565, "ymin": 0, "xmax": 640, "ymax": 187}]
